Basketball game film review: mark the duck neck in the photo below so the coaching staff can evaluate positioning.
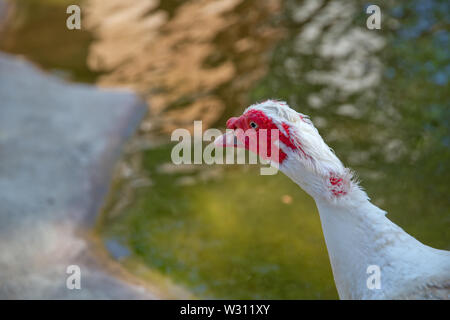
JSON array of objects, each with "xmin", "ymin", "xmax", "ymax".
[
  {"xmin": 314, "ymin": 188, "xmax": 435, "ymax": 300},
  {"xmin": 279, "ymin": 156, "xmax": 439, "ymax": 298},
  {"xmin": 315, "ymin": 197, "xmax": 390, "ymax": 298}
]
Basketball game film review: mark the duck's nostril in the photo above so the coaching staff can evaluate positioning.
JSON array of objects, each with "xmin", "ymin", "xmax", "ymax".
[{"xmin": 226, "ymin": 117, "xmax": 239, "ymax": 129}]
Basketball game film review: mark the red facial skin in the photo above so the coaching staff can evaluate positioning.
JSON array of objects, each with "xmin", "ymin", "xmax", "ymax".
[
  {"xmin": 226, "ymin": 109, "xmax": 347, "ymax": 196},
  {"xmin": 226, "ymin": 109, "xmax": 299, "ymax": 164}
]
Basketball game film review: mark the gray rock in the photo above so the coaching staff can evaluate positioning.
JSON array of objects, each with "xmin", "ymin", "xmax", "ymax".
[{"xmin": 0, "ymin": 52, "xmax": 158, "ymax": 299}]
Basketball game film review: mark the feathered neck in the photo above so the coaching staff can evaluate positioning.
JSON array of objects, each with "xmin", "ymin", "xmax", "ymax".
[
  {"xmin": 315, "ymin": 198, "xmax": 394, "ymax": 299},
  {"xmin": 280, "ymin": 156, "xmax": 447, "ymax": 299}
]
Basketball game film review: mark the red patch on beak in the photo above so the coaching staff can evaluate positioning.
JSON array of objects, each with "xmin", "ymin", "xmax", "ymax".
[
  {"xmin": 226, "ymin": 116, "xmax": 250, "ymax": 131},
  {"xmin": 226, "ymin": 117, "xmax": 239, "ymax": 129}
]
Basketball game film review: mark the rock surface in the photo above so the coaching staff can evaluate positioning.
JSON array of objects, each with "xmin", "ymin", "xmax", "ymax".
[{"xmin": 0, "ymin": 52, "xmax": 157, "ymax": 299}]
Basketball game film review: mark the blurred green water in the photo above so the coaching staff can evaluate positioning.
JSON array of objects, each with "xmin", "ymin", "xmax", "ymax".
[{"xmin": 2, "ymin": 0, "xmax": 448, "ymax": 299}]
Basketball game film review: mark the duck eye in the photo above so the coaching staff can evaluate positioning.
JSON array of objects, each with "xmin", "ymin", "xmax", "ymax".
[{"xmin": 250, "ymin": 121, "xmax": 258, "ymax": 129}]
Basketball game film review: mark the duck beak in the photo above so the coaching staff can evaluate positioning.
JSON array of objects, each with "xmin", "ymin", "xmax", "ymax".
[
  {"xmin": 214, "ymin": 130, "xmax": 244, "ymax": 148},
  {"xmin": 214, "ymin": 116, "xmax": 246, "ymax": 148}
]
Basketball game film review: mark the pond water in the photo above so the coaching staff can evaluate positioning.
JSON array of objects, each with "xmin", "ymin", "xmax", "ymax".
[{"xmin": 2, "ymin": 0, "xmax": 448, "ymax": 299}]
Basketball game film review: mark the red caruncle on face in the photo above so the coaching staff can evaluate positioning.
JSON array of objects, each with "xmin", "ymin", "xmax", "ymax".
[{"xmin": 225, "ymin": 109, "xmax": 298, "ymax": 164}]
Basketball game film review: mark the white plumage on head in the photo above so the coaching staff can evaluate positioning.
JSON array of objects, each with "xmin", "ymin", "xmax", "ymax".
[{"xmin": 246, "ymin": 99, "xmax": 359, "ymax": 201}]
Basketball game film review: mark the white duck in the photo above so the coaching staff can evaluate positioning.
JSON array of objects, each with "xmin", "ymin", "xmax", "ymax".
[{"xmin": 216, "ymin": 99, "xmax": 450, "ymax": 299}]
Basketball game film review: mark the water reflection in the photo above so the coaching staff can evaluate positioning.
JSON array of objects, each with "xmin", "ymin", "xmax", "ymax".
[{"xmin": 85, "ymin": 0, "xmax": 283, "ymax": 133}]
